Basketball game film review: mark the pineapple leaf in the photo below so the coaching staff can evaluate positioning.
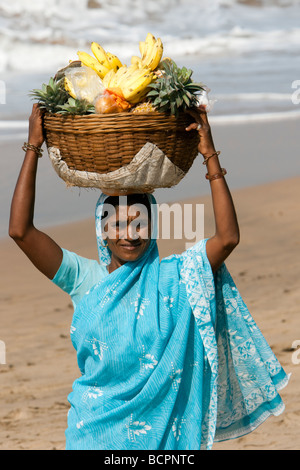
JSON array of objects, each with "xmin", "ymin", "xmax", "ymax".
[
  {"xmin": 56, "ymin": 97, "xmax": 95, "ymax": 115},
  {"xmin": 147, "ymin": 59, "xmax": 206, "ymax": 116},
  {"xmin": 182, "ymin": 94, "xmax": 191, "ymax": 107},
  {"xmin": 176, "ymin": 96, "xmax": 183, "ymax": 108},
  {"xmin": 147, "ymin": 89, "xmax": 159, "ymax": 97},
  {"xmin": 29, "ymin": 77, "xmax": 95, "ymax": 115},
  {"xmin": 29, "ymin": 77, "xmax": 69, "ymax": 113}
]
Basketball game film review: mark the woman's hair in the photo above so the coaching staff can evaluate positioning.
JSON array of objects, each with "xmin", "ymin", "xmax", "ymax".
[{"xmin": 101, "ymin": 194, "xmax": 152, "ymax": 229}]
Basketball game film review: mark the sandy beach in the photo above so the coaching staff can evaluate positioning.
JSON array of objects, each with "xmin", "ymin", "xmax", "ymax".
[
  {"xmin": 0, "ymin": 171, "xmax": 299, "ymax": 450},
  {"xmin": 1, "ymin": 0, "xmax": 300, "ymax": 452}
]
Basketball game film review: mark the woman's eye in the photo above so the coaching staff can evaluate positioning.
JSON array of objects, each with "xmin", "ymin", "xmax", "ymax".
[
  {"xmin": 138, "ymin": 221, "xmax": 149, "ymax": 230},
  {"xmin": 111, "ymin": 221, "xmax": 127, "ymax": 231}
]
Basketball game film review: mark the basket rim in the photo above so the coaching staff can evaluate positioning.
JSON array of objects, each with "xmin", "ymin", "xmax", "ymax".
[{"xmin": 43, "ymin": 110, "xmax": 195, "ymax": 134}]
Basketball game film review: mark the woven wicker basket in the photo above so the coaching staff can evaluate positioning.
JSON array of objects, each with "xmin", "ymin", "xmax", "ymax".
[{"xmin": 44, "ymin": 111, "xmax": 199, "ymax": 193}]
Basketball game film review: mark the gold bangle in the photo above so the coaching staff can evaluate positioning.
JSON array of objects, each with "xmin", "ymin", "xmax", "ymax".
[
  {"xmin": 202, "ymin": 150, "xmax": 221, "ymax": 165},
  {"xmin": 205, "ymin": 168, "xmax": 227, "ymax": 181},
  {"xmin": 22, "ymin": 142, "xmax": 43, "ymax": 158}
]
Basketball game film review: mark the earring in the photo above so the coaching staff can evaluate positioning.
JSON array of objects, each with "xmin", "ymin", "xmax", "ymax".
[{"xmin": 100, "ymin": 238, "xmax": 108, "ymax": 248}]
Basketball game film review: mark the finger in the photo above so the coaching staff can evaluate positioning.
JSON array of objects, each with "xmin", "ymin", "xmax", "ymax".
[
  {"xmin": 185, "ymin": 107, "xmax": 210, "ymax": 129},
  {"xmin": 185, "ymin": 122, "xmax": 199, "ymax": 132},
  {"xmin": 199, "ymin": 110, "xmax": 209, "ymax": 126}
]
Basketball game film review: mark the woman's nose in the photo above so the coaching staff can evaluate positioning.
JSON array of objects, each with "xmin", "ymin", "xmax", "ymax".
[{"xmin": 126, "ymin": 222, "xmax": 139, "ymax": 240}]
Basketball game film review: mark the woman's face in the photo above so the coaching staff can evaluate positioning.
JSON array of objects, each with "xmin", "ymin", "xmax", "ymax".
[{"xmin": 102, "ymin": 203, "xmax": 151, "ymax": 266}]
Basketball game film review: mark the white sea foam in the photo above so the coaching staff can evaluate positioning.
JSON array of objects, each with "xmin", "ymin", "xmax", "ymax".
[
  {"xmin": 0, "ymin": 0, "xmax": 300, "ymax": 73},
  {"xmin": 216, "ymin": 93, "xmax": 292, "ymax": 102},
  {"xmin": 209, "ymin": 109, "xmax": 300, "ymax": 124},
  {"xmin": 0, "ymin": 132, "xmax": 27, "ymax": 141},
  {"xmin": 0, "ymin": 0, "xmax": 299, "ymax": 126},
  {"xmin": 0, "ymin": 120, "xmax": 28, "ymax": 129}
]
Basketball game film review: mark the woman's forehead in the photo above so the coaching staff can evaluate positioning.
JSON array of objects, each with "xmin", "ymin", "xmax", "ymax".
[{"xmin": 110, "ymin": 204, "xmax": 150, "ymax": 220}]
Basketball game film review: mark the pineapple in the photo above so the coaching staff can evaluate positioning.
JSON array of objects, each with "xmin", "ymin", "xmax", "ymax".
[
  {"xmin": 56, "ymin": 97, "xmax": 95, "ymax": 115},
  {"xmin": 132, "ymin": 101, "xmax": 157, "ymax": 114},
  {"xmin": 29, "ymin": 77, "xmax": 69, "ymax": 113},
  {"xmin": 146, "ymin": 59, "xmax": 205, "ymax": 117},
  {"xmin": 29, "ymin": 77, "xmax": 95, "ymax": 115}
]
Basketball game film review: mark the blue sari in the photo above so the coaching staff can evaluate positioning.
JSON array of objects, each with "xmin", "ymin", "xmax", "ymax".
[{"xmin": 65, "ymin": 193, "xmax": 288, "ymax": 450}]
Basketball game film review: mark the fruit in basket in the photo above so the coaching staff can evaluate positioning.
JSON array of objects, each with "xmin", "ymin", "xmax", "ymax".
[
  {"xmin": 91, "ymin": 42, "xmax": 110, "ymax": 68},
  {"xmin": 120, "ymin": 66, "xmax": 154, "ymax": 103},
  {"xmin": 101, "ymin": 63, "xmax": 155, "ymax": 105},
  {"xmin": 139, "ymin": 33, "xmax": 163, "ymax": 71},
  {"xmin": 132, "ymin": 101, "xmax": 157, "ymax": 114},
  {"xmin": 131, "ymin": 56, "xmax": 143, "ymax": 67},
  {"xmin": 30, "ymin": 77, "xmax": 95, "ymax": 115},
  {"xmin": 76, "ymin": 34, "xmax": 161, "ymax": 107},
  {"xmin": 30, "ymin": 34, "xmax": 209, "ymax": 118},
  {"xmin": 64, "ymin": 66, "xmax": 104, "ymax": 104},
  {"xmin": 78, "ymin": 42, "xmax": 124, "ymax": 79},
  {"xmin": 64, "ymin": 77, "xmax": 77, "ymax": 99},
  {"xmin": 77, "ymin": 51, "xmax": 110, "ymax": 79},
  {"xmin": 106, "ymin": 52, "xmax": 123, "ymax": 72},
  {"xmin": 147, "ymin": 59, "xmax": 205, "ymax": 117},
  {"xmin": 91, "ymin": 42, "xmax": 123, "ymax": 72},
  {"xmin": 94, "ymin": 92, "xmax": 121, "ymax": 114},
  {"xmin": 57, "ymin": 97, "xmax": 95, "ymax": 115},
  {"xmin": 29, "ymin": 77, "xmax": 69, "ymax": 113},
  {"xmin": 94, "ymin": 90, "xmax": 130, "ymax": 114}
]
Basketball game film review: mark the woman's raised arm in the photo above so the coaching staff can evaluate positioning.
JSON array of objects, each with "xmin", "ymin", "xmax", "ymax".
[
  {"xmin": 186, "ymin": 108, "xmax": 240, "ymax": 273},
  {"xmin": 9, "ymin": 104, "xmax": 63, "ymax": 279}
]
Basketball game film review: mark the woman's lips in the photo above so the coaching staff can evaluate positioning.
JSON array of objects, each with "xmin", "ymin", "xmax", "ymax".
[{"xmin": 120, "ymin": 243, "xmax": 141, "ymax": 251}]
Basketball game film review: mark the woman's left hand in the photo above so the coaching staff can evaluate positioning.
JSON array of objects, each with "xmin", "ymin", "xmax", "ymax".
[
  {"xmin": 185, "ymin": 107, "xmax": 216, "ymax": 158},
  {"xmin": 28, "ymin": 103, "xmax": 45, "ymax": 148}
]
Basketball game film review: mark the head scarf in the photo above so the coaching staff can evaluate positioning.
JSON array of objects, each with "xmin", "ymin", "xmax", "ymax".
[
  {"xmin": 65, "ymin": 193, "xmax": 288, "ymax": 450},
  {"xmin": 95, "ymin": 192, "xmax": 158, "ymax": 267}
]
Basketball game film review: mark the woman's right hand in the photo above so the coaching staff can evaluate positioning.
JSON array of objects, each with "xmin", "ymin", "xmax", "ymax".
[{"xmin": 28, "ymin": 103, "xmax": 45, "ymax": 148}]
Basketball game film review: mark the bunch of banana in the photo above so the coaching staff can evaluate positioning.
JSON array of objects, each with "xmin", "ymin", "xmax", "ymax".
[
  {"xmin": 77, "ymin": 42, "xmax": 123, "ymax": 79},
  {"xmin": 139, "ymin": 33, "xmax": 163, "ymax": 71},
  {"xmin": 64, "ymin": 77, "xmax": 76, "ymax": 99},
  {"xmin": 102, "ymin": 63, "xmax": 155, "ymax": 104}
]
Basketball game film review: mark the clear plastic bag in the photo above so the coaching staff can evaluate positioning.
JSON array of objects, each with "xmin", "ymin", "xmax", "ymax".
[
  {"xmin": 64, "ymin": 66, "xmax": 105, "ymax": 104},
  {"xmin": 195, "ymin": 87, "xmax": 216, "ymax": 113}
]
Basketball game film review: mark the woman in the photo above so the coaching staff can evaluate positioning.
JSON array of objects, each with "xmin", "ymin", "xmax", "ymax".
[{"xmin": 9, "ymin": 104, "xmax": 288, "ymax": 450}]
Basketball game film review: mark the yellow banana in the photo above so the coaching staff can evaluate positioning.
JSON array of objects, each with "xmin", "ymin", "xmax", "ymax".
[
  {"xmin": 64, "ymin": 77, "xmax": 77, "ymax": 99},
  {"xmin": 124, "ymin": 63, "xmax": 140, "ymax": 74},
  {"xmin": 77, "ymin": 51, "xmax": 110, "ymax": 79},
  {"xmin": 91, "ymin": 42, "xmax": 110, "ymax": 68},
  {"xmin": 142, "ymin": 33, "xmax": 156, "ymax": 61},
  {"xmin": 139, "ymin": 41, "xmax": 146, "ymax": 57},
  {"xmin": 115, "ymin": 63, "xmax": 140, "ymax": 86},
  {"xmin": 113, "ymin": 65, "xmax": 129, "ymax": 81},
  {"xmin": 112, "ymin": 66, "xmax": 131, "ymax": 88},
  {"xmin": 102, "ymin": 69, "xmax": 116, "ymax": 88},
  {"xmin": 131, "ymin": 55, "xmax": 143, "ymax": 67},
  {"xmin": 141, "ymin": 36, "xmax": 163, "ymax": 71},
  {"xmin": 119, "ymin": 67, "xmax": 153, "ymax": 89},
  {"xmin": 106, "ymin": 52, "xmax": 123, "ymax": 72},
  {"xmin": 127, "ymin": 88, "xmax": 151, "ymax": 104},
  {"xmin": 151, "ymin": 38, "xmax": 163, "ymax": 70},
  {"xmin": 121, "ymin": 71, "xmax": 154, "ymax": 103}
]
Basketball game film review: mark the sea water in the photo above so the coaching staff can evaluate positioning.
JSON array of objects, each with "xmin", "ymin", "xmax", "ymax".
[{"xmin": 0, "ymin": 0, "xmax": 299, "ymax": 238}]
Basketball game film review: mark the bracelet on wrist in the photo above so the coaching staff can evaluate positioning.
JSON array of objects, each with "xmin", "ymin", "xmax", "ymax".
[
  {"xmin": 205, "ymin": 168, "xmax": 227, "ymax": 181},
  {"xmin": 22, "ymin": 142, "xmax": 43, "ymax": 158},
  {"xmin": 202, "ymin": 150, "xmax": 221, "ymax": 165}
]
